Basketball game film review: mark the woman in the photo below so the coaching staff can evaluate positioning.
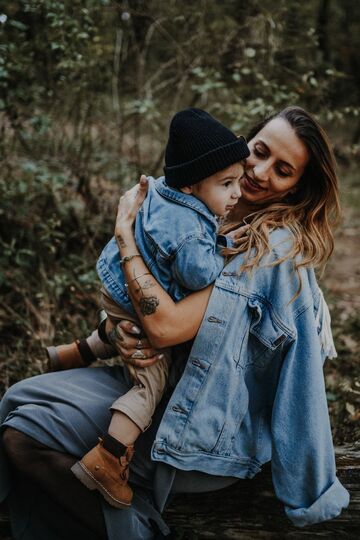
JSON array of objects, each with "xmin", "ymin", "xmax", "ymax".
[{"xmin": 0, "ymin": 107, "xmax": 349, "ymax": 539}]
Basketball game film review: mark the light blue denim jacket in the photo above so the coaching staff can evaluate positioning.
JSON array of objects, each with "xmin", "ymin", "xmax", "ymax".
[
  {"xmin": 152, "ymin": 227, "xmax": 350, "ymax": 527},
  {"xmin": 97, "ymin": 177, "xmax": 229, "ymax": 315}
]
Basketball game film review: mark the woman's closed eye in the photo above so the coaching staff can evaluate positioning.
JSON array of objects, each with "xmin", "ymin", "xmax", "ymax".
[
  {"xmin": 253, "ymin": 144, "xmax": 267, "ymax": 158},
  {"xmin": 275, "ymin": 167, "xmax": 292, "ymax": 178},
  {"xmin": 254, "ymin": 144, "xmax": 293, "ymax": 179}
]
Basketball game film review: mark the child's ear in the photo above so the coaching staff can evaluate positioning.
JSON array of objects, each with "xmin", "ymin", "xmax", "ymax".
[{"xmin": 180, "ymin": 186, "xmax": 193, "ymax": 194}]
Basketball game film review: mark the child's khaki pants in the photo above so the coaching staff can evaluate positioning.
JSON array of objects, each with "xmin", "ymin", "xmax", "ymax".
[{"xmin": 101, "ymin": 288, "xmax": 171, "ymax": 432}]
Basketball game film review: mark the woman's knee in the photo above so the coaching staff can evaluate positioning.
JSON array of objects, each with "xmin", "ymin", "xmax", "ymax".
[
  {"xmin": 2, "ymin": 427, "xmax": 41, "ymax": 472},
  {"xmin": 1, "ymin": 378, "xmax": 38, "ymax": 422},
  {"xmin": 1, "ymin": 383, "xmax": 20, "ymax": 422}
]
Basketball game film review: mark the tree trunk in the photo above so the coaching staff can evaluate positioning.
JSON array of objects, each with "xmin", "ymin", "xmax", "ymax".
[{"xmin": 317, "ymin": 0, "xmax": 331, "ymax": 64}]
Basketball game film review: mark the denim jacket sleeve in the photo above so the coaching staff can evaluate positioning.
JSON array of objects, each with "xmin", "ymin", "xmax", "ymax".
[
  {"xmin": 217, "ymin": 234, "xmax": 234, "ymax": 248},
  {"xmin": 271, "ymin": 303, "xmax": 350, "ymax": 527},
  {"xmin": 171, "ymin": 235, "xmax": 225, "ymax": 290}
]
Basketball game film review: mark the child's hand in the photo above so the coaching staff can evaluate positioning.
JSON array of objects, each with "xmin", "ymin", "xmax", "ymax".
[
  {"xmin": 115, "ymin": 175, "xmax": 148, "ymax": 236},
  {"xmin": 226, "ymin": 224, "xmax": 251, "ymax": 245}
]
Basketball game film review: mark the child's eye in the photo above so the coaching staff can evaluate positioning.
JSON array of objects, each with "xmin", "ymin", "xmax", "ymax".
[{"xmin": 223, "ymin": 181, "xmax": 232, "ymax": 187}]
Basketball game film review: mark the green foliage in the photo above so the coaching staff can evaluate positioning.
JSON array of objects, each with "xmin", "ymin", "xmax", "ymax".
[
  {"xmin": 1, "ymin": 1, "xmax": 110, "ymax": 109},
  {"xmin": 2, "ymin": 0, "xmax": 360, "ymax": 163},
  {"xmin": 0, "ymin": 156, "xmax": 112, "ymax": 386}
]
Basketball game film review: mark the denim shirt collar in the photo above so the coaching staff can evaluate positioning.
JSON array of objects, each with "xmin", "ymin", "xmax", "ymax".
[{"xmin": 153, "ymin": 176, "xmax": 220, "ymax": 228}]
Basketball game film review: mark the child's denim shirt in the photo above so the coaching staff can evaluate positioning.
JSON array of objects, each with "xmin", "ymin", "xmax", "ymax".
[
  {"xmin": 97, "ymin": 176, "xmax": 229, "ymax": 315},
  {"xmin": 152, "ymin": 227, "xmax": 350, "ymax": 527}
]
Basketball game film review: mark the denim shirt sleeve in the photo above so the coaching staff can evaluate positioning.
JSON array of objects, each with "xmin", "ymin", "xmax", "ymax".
[
  {"xmin": 172, "ymin": 235, "xmax": 225, "ymax": 290},
  {"xmin": 271, "ymin": 304, "xmax": 350, "ymax": 527}
]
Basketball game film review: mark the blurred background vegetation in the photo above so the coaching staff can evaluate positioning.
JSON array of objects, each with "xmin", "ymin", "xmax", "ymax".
[{"xmin": 0, "ymin": 0, "xmax": 359, "ymax": 444}]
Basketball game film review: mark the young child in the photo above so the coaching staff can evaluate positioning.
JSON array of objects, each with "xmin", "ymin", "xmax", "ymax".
[{"xmin": 47, "ymin": 108, "xmax": 249, "ymax": 509}]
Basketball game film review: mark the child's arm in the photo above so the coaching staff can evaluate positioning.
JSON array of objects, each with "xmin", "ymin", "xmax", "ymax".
[
  {"xmin": 171, "ymin": 219, "xmax": 252, "ymax": 290},
  {"xmin": 171, "ymin": 234, "xmax": 225, "ymax": 291},
  {"xmin": 224, "ymin": 223, "xmax": 250, "ymax": 243},
  {"xmin": 114, "ymin": 179, "xmax": 212, "ymax": 349}
]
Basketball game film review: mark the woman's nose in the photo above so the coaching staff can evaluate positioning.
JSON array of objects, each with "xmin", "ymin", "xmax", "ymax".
[{"xmin": 253, "ymin": 161, "xmax": 271, "ymax": 183}]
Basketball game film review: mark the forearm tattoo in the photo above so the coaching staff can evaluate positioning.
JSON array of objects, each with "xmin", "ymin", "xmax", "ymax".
[
  {"xmin": 132, "ymin": 272, "xmax": 159, "ymax": 316},
  {"xmin": 136, "ymin": 279, "xmax": 155, "ymax": 291},
  {"xmin": 139, "ymin": 296, "xmax": 160, "ymax": 316},
  {"xmin": 116, "ymin": 234, "xmax": 127, "ymax": 248}
]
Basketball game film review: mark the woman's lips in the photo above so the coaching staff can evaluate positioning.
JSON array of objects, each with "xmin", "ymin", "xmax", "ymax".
[{"xmin": 242, "ymin": 174, "xmax": 266, "ymax": 193}]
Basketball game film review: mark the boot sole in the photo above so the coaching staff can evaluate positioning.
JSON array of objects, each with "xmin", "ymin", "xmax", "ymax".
[{"xmin": 71, "ymin": 461, "xmax": 132, "ymax": 510}]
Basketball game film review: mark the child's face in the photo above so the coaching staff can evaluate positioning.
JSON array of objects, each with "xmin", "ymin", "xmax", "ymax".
[{"xmin": 182, "ymin": 162, "xmax": 244, "ymax": 217}]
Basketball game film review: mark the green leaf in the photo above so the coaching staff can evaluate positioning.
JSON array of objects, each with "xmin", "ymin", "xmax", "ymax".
[
  {"xmin": 326, "ymin": 392, "xmax": 339, "ymax": 402},
  {"xmin": 9, "ymin": 19, "xmax": 28, "ymax": 31}
]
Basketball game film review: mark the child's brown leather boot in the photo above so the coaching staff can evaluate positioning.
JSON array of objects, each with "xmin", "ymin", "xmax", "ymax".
[{"xmin": 71, "ymin": 434, "xmax": 134, "ymax": 509}]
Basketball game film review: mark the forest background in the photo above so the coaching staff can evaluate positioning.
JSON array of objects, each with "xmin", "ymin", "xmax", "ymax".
[{"xmin": 0, "ymin": 0, "xmax": 359, "ymax": 444}]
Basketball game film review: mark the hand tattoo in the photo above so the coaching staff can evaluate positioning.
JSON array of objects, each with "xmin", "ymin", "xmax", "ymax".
[{"xmin": 108, "ymin": 326, "xmax": 124, "ymax": 345}]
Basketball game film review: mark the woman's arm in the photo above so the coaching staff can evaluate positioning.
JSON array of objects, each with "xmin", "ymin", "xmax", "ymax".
[{"xmin": 115, "ymin": 177, "xmax": 212, "ymax": 349}]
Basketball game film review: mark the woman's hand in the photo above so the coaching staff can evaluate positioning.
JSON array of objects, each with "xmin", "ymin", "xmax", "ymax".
[
  {"xmin": 226, "ymin": 223, "xmax": 250, "ymax": 245},
  {"xmin": 109, "ymin": 320, "xmax": 165, "ymax": 368},
  {"xmin": 114, "ymin": 175, "xmax": 149, "ymax": 238}
]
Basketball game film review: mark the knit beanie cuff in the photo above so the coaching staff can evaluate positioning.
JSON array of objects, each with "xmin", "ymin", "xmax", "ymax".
[{"xmin": 164, "ymin": 136, "xmax": 249, "ymax": 188}]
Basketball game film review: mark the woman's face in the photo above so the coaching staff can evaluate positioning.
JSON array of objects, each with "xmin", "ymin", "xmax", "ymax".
[{"xmin": 240, "ymin": 117, "xmax": 310, "ymax": 205}]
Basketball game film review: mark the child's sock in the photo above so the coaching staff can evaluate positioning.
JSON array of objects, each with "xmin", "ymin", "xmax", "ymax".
[
  {"xmin": 46, "ymin": 327, "xmax": 118, "ymax": 371},
  {"xmin": 108, "ymin": 410, "xmax": 141, "ymax": 446},
  {"xmin": 86, "ymin": 329, "xmax": 117, "ymax": 360}
]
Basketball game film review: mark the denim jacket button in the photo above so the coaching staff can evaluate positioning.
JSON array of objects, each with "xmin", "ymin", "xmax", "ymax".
[
  {"xmin": 172, "ymin": 405, "xmax": 187, "ymax": 414},
  {"xmin": 191, "ymin": 358, "xmax": 204, "ymax": 369},
  {"xmin": 207, "ymin": 315, "xmax": 224, "ymax": 324}
]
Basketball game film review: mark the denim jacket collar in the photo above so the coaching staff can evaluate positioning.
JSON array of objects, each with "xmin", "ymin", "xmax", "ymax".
[{"xmin": 153, "ymin": 176, "xmax": 220, "ymax": 229}]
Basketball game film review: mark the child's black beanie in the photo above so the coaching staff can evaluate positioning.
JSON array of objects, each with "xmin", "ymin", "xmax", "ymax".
[{"xmin": 164, "ymin": 108, "xmax": 250, "ymax": 188}]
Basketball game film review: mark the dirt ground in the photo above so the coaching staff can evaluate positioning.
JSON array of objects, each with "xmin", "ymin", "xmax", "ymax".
[
  {"xmin": 319, "ymin": 173, "xmax": 360, "ymax": 444},
  {"xmin": 324, "ymin": 228, "xmax": 360, "ymax": 304}
]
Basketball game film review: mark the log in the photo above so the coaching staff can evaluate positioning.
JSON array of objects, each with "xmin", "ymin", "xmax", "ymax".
[
  {"xmin": 0, "ymin": 503, "xmax": 11, "ymax": 540},
  {"xmin": 0, "ymin": 447, "xmax": 359, "ymax": 539},
  {"xmin": 164, "ymin": 446, "xmax": 360, "ymax": 539}
]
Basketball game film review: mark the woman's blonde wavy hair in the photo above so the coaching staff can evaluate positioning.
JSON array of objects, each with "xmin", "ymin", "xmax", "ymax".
[{"xmin": 221, "ymin": 107, "xmax": 341, "ymax": 287}]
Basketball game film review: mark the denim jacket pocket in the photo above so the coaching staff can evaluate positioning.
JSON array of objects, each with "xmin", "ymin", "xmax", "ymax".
[{"xmin": 237, "ymin": 297, "xmax": 289, "ymax": 370}]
